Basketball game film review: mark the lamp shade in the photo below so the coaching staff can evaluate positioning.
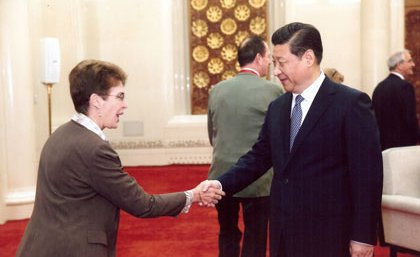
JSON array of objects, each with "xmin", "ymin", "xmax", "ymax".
[{"xmin": 40, "ymin": 37, "xmax": 61, "ymax": 84}]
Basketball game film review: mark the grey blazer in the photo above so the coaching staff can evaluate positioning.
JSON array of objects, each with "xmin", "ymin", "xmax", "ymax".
[
  {"xmin": 207, "ymin": 72, "xmax": 282, "ymax": 197},
  {"xmin": 16, "ymin": 121, "xmax": 186, "ymax": 257}
]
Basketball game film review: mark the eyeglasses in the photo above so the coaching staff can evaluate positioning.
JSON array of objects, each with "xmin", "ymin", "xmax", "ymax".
[{"xmin": 105, "ymin": 92, "xmax": 125, "ymax": 101}]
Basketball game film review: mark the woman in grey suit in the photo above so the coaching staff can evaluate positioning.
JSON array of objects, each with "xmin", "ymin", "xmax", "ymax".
[{"xmin": 15, "ymin": 59, "xmax": 224, "ymax": 257}]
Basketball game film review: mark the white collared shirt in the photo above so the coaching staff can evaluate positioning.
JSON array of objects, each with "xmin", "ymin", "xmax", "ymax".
[
  {"xmin": 391, "ymin": 71, "xmax": 404, "ymax": 80},
  {"xmin": 291, "ymin": 72, "xmax": 326, "ymax": 125},
  {"xmin": 240, "ymin": 67, "xmax": 260, "ymax": 77},
  {"xmin": 71, "ymin": 113, "xmax": 107, "ymax": 141}
]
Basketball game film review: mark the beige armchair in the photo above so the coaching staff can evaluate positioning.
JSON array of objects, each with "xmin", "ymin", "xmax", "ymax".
[{"xmin": 381, "ymin": 146, "xmax": 420, "ymax": 257}]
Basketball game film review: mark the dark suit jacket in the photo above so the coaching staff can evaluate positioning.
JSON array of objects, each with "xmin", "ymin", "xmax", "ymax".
[
  {"xmin": 16, "ymin": 121, "xmax": 186, "ymax": 257},
  {"xmin": 218, "ymin": 78, "xmax": 383, "ymax": 257},
  {"xmin": 372, "ymin": 73, "xmax": 419, "ymax": 150}
]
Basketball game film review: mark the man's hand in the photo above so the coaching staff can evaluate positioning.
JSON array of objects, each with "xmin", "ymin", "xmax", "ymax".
[
  {"xmin": 349, "ymin": 241, "xmax": 374, "ymax": 257},
  {"xmin": 192, "ymin": 180, "xmax": 225, "ymax": 207}
]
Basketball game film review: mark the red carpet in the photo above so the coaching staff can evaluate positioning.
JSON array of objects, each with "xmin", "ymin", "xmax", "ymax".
[{"xmin": 0, "ymin": 165, "xmax": 417, "ymax": 257}]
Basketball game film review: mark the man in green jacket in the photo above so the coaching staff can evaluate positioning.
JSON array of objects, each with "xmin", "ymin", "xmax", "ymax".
[{"xmin": 207, "ymin": 35, "xmax": 283, "ymax": 257}]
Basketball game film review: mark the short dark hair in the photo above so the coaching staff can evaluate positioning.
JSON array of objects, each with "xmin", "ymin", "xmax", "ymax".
[
  {"xmin": 271, "ymin": 22, "xmax": 323, "ymax": 64},
  {"xmin": 69, "ymin": 59, "xmax": 127, "ymax": 114},
  {"xmin": 237, "ymin": 35, "xmax": 266, "ymax": 67}
]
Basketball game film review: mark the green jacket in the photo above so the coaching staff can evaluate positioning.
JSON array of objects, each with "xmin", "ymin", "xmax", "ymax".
[{"xmin": 207, "ymin": 72, "xmax": 283, "ymax": 197}]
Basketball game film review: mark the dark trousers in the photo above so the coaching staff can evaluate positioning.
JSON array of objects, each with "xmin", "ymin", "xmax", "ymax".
[{"xmin": 216, "ymin": 196, "xmax": 270, "ymax": 257}]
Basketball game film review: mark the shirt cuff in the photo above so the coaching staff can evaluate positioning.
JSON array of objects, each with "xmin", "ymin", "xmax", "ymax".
[
  {"xmin": 214, "ymin": 180, "xmax": 222, "ymax": 190},
  {"xmin": 350, "ymin": 240, "xmax": 374, "ymax": 247},
  {"xmin": 181, "ymin": 190, "xmax": 194, "ymax": 213}
]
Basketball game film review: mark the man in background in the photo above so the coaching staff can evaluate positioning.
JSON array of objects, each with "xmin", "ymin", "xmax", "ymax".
[
  {"xmin": 207, "ymin": 35, "xmax": 283, "ymax": 257},
  {"xmin": 372, "ymin": 49, "xmax": 419, "ymax": 150},
  {"xmin": 372, "ymin": 49, "xmax": 418, "ymax": 246}
]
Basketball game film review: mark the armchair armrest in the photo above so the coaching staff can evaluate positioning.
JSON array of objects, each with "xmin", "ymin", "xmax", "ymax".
[{"xmin": 382, "ymin": 195, "xmax": 420, "ymax": 215}]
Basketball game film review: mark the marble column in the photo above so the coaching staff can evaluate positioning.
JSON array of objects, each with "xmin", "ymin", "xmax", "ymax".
[
  {"xmin": 360, "ymin": 0, "xmax": 391, "ymax": 96},
  {"xmin": 0, "ymin": 0, "xmax": 37, "ymax": 224}
]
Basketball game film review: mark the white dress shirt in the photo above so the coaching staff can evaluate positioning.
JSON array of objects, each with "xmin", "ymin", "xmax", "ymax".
[{"xmin": 290, "ymin": 72, "xmax": 325, "ymax": 124}]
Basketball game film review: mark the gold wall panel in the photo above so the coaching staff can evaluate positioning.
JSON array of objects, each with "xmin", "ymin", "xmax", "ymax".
[
  {"xmin": 405, "ymin": 1, "xmax": 420, "ymax": 127},
  {"xmin": 189, "ymin": 0, "xmax": 269, "ymax": 114}
]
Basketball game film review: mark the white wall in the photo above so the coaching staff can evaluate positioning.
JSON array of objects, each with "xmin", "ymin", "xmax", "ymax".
[
  {"xmin": 30, "ymin": 0, "xmax": 211, "ymax": 166},
  {"xmin": 286, "ymin": 0, "xmax": 362, "ymax": 89}
]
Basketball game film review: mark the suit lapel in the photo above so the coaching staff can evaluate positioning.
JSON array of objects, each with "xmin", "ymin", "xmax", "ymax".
[
  {"xmin": 289, "ymin": 79, "xmax": 336, "ymax": 155},
  {"xmin": 281, "ymin": 93, "xmax": 293, "ymax": 154}
]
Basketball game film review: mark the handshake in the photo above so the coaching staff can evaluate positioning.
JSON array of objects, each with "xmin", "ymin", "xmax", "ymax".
[{"xmin": 191, "ymin": 180, "xmax": 225, "ymax": 207}]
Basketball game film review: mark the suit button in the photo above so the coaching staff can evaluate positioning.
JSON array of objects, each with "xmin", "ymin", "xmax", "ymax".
[{"xmin": 283, "ymin": 179, "xmax": 289, "ymax": 184}]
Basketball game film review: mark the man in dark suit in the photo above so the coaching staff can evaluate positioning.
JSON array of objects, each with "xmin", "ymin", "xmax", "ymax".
[
  {"xmin": 372, "ymin": 50, "xmax": 419, "ymax": 150},
  {"xmin": 203, "ymin": 22, "xmax": 383, "ymax": 257},
  {"xmin": 371, "ymin": 50, "xmax": 418, "ymax": 246},
  {"xmin": 15, "ymin": 60, "xmax": 224, "ymax": 257}
]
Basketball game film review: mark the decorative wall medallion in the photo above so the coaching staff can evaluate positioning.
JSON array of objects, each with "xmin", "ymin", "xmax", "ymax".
[
  {"xmin": 207, "ymin": 6, "xmax": 223, "ymax": 22},
  {"xmin": 405, "ymin": 6, "xmax": 420, "ymax": 123},
  {"xmin": 234, "ymin": 5, "xmax": 251, "ymax": 21},
  {"xmin": 192, "ymin": 19, "xmax": 208, "ymax": 37},
  {"xmin": 191, "ymin": 0, "xmax": 208, "ymax": 11},
  {"xmin": 249, "ymin": 16, "xmax": 265, "ymax": 35},
  {"xmin": 208, "ymin": 58, "xmax": 224, "ymax": 74},
  {"xmin": 221, "ymin": 44, "xmax": 238, "ymax": 62},
  {"xmin": 222, "ymin": 70, "xmax": 237, "ymax": 80},
  {"xmin": 235, "ymin": 30, "xmax": 250, "ymax": 46},
  {"xmin": 235, "ymin": 61, "xmax": 241, "ymax": 71},
  {"xmin": 189, "ymin": 0, "xmax": 268, "ymax": 114},
  {"xmin": 249, "ymin": 0, "xmax": 265, "ymax": 8},
  {"xmin": 220, "ymin": 18, "xmax": 237, "ymax": 35},
  {"xmin": 207, "ymin": 32, "xmax": 224, "ymax": 49},
  {"xmin": 193, "ymin": 71, "xmax": 210, "ymax": 88},
  {"xmin": 220, "ymin": 0, "xmax": 236, "ymax": 9},
  {"xmin": 192, "ymin": 45, "xmax": 210, "ymax": 63}
]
